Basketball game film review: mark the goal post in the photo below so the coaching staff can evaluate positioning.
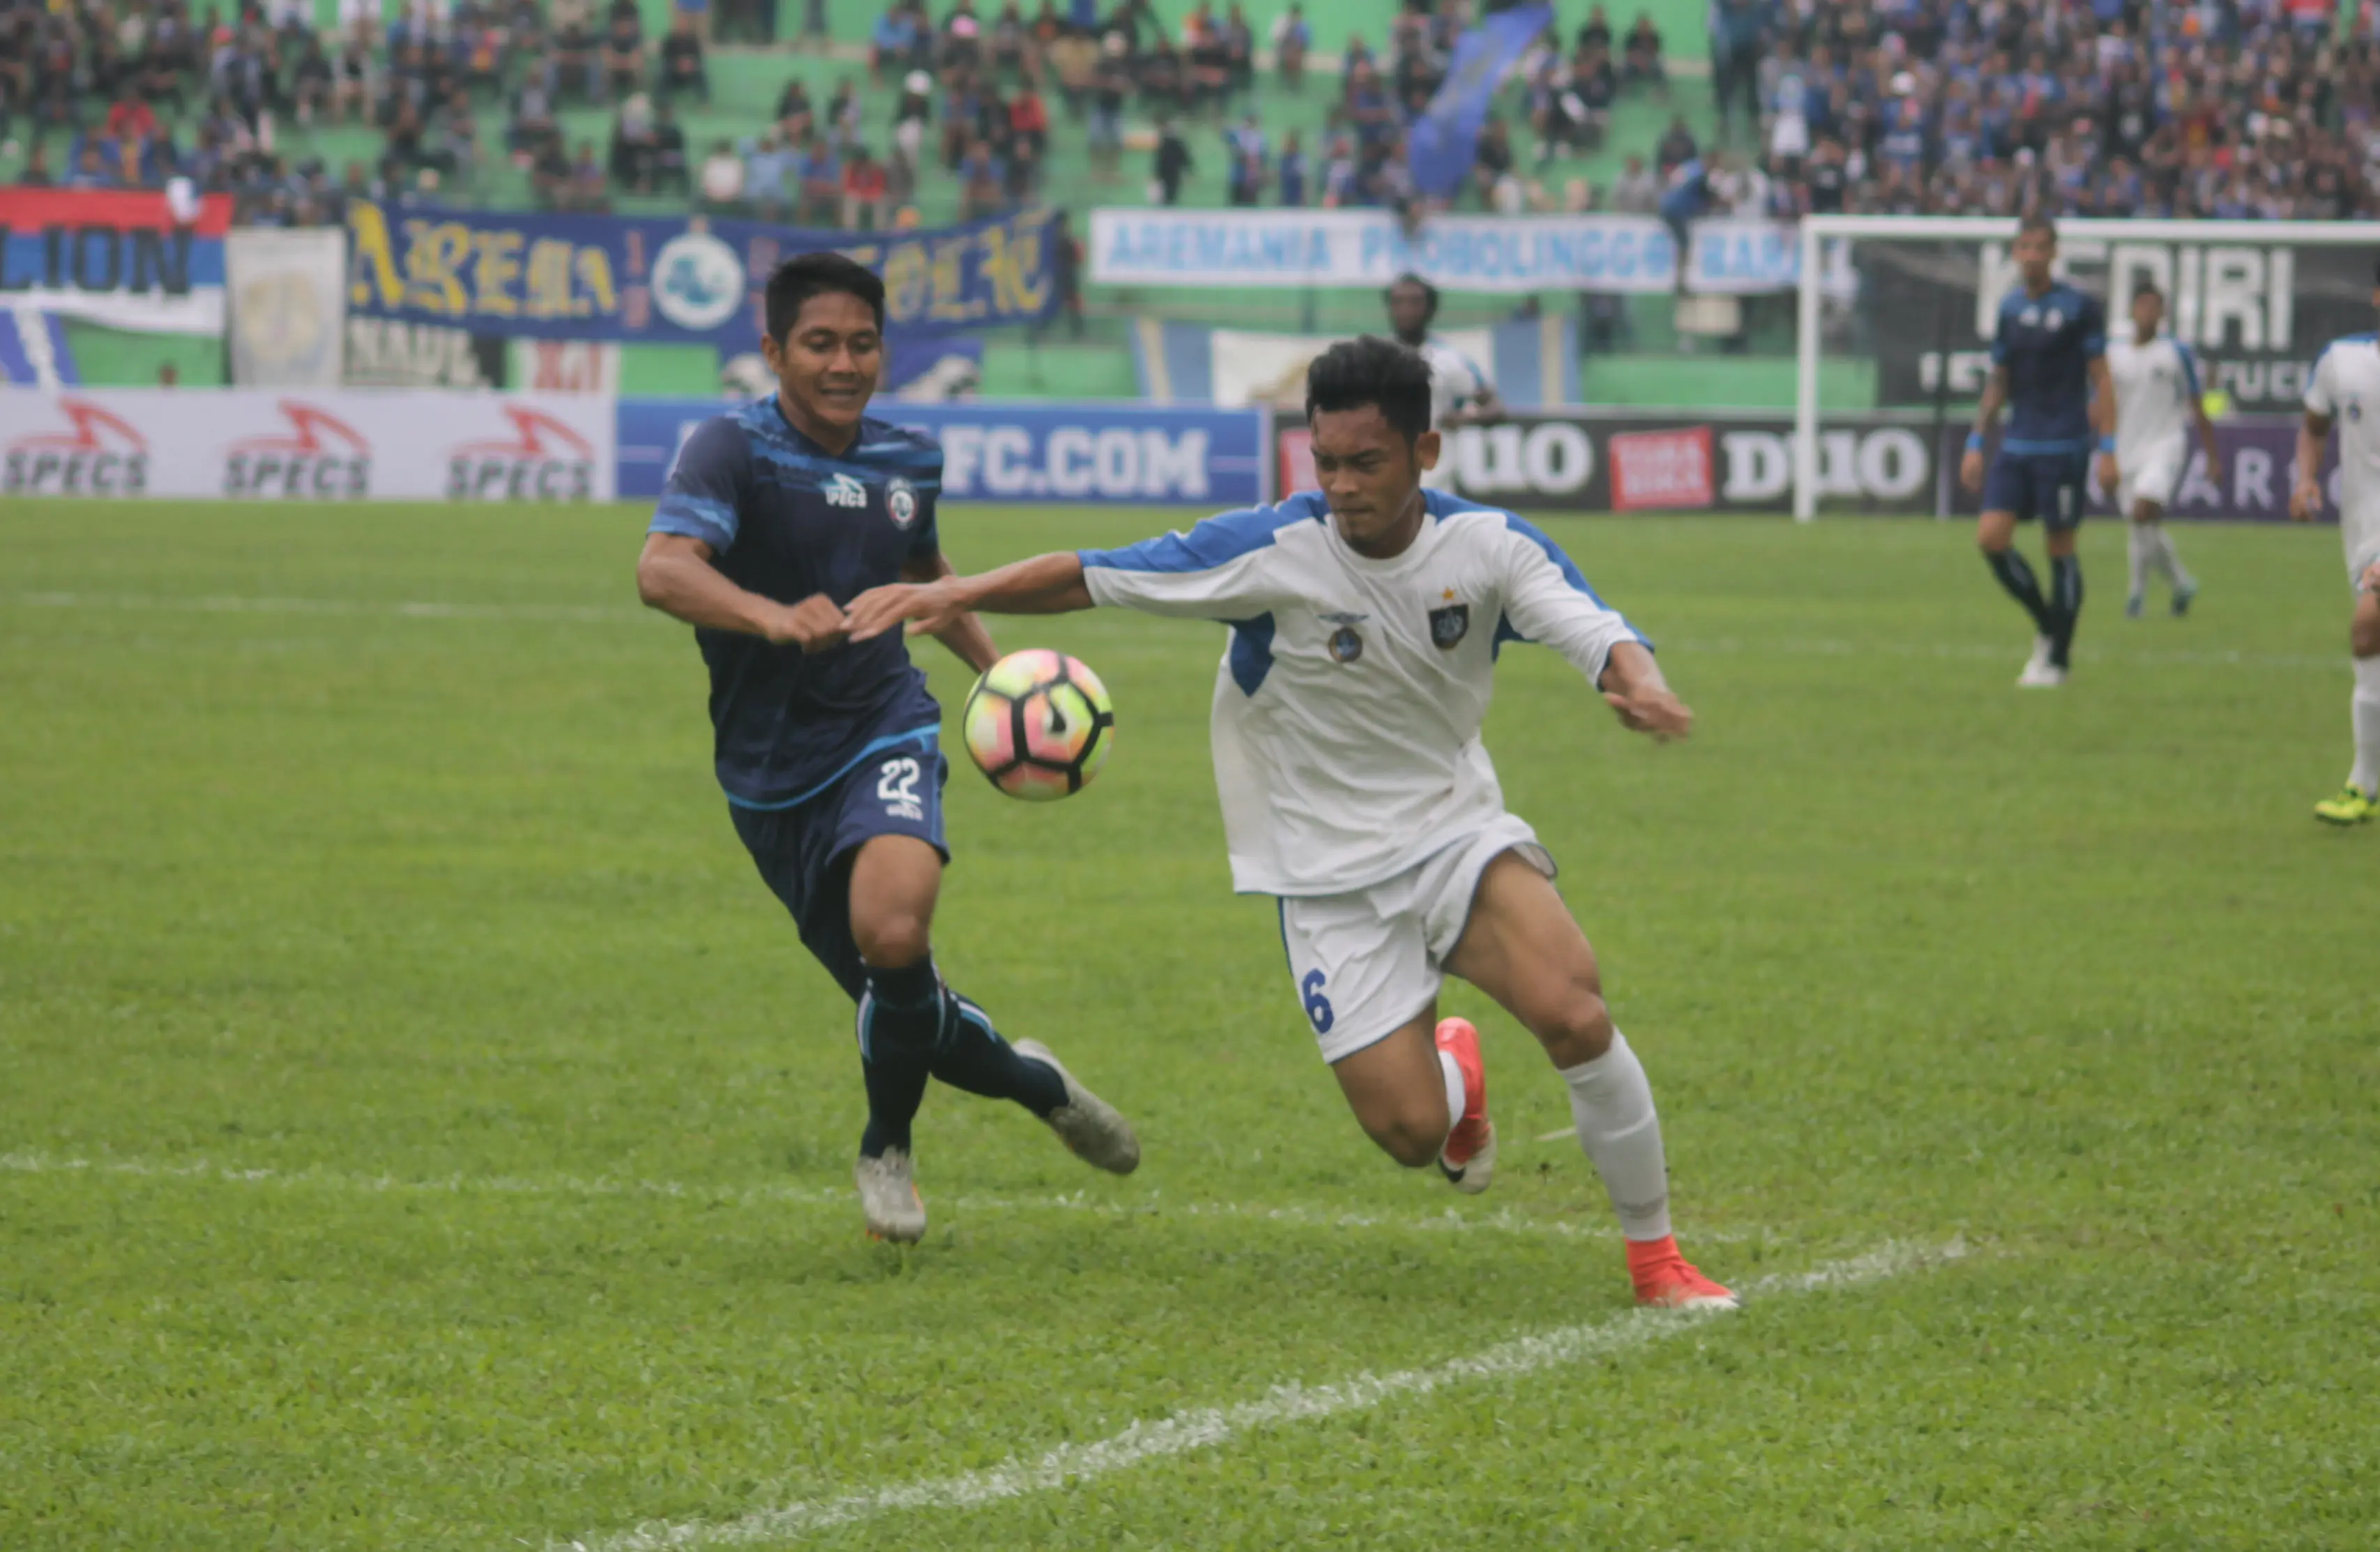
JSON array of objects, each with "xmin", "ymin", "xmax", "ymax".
[{"xmin": 1789, "ymin": 215, "xmax": 2380, "ymax": 522}]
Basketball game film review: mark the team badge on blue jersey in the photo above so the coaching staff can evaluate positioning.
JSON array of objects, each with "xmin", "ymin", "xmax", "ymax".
[
  {"xmin": 1428, "ymin": 603, "xmax": 1470, "ymax": 648},
  {"xmin": 886, "ymin": 476, "xmax": 919, "ymax": 527},
  {"xmin": 1328, "ymin": 625, "xmax": 1364, "ymax": 663}
]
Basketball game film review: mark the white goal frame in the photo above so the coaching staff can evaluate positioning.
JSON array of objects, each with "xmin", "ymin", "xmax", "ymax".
[{"xmin": 1791, "ymin": 215, "xmax": 2380, "ymax": 520}]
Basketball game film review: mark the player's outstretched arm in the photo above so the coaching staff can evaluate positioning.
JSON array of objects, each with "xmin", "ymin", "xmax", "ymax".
[
  {"xmin": 635, "ymin": 533, "xmax": 849, "ymax": 651},
  {"xmin": 846, "ymin": 551, "xmax": 1094, "ymax": 642},
  {"xmin": 1599, "ymin": 641, "xmax": 1693, "ymax": 741},
  {"xmin": 900, "ymin": 548, "xmax": 1002, "ymax": 673}
]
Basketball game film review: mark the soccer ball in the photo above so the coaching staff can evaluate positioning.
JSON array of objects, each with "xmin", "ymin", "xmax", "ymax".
[{"xmin": 962, "ymin": 649, "xmax": 1116, "ymax": 800}]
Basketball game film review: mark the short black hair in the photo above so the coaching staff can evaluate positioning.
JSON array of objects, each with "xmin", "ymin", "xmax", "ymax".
[
  {"xmin": 1305, "ymin": 335, "xmax": 1434, "ymax": 443},
  {"xmin": 2132, "ymin": 278, "xmax": 2163, "ymax": 300},
  {"xmin": 764, "ymin": 252, "xmax": 886, "ymax": 342},
  {"xmin": 2017, "ymin": 213, "xmax": 2057, "ymax": 243},
  {"xmin": 1385, "ymin": 271, "xmax": 1440, "ymax": 325}
]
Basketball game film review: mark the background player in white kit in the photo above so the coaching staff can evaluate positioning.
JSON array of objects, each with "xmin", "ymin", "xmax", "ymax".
[
  {"xmin": 1385, "ymin": 273, "xmax": 1503, "ymax": 491},
  {"xmin": 2105, "ymin": 282, "xmax": 2215, "ymax": 619},
  {"xmin": 847, "ymin": 337, "xmax": 1736, "ymax": 1311},
  {"xmin": 2292, "ymin": 289, "xmax": 2380, "ymax": 827}
]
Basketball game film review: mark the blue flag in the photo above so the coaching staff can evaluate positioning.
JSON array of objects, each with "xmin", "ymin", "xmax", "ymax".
[{"xmin": 1406, "ymin": 4, "xmax": 1554, "ymax": 199}]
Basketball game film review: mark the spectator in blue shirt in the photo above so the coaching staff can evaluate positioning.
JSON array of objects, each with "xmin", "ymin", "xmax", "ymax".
[{"xmin": 1278, "ymin": 128, "xmax": 1307, "ymax": 206}]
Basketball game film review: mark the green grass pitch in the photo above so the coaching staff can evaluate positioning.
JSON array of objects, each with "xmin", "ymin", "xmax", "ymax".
[{"xmin": 3, "ymin": 500, "xmax": 2375, "ymax": 1549}]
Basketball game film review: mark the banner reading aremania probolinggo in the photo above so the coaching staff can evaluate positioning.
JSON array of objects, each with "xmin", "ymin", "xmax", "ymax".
[{"xmin": 344, "ymin": 202, "xmax": 1058, "ymax": 349}]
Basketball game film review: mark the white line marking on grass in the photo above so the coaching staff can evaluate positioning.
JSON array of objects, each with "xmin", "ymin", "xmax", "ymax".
[
  {"xmin": 1668, "ymin": 634, "xmax": 2346, "ymax": 673},
  {"xmin": 1536, "ymin": 1126, "xmax": 1578, "ymax": 1142},
  {"xmin": 7, "ymin": 591, "xmax": 652, "ymax": 625},
  {"xmin": 2, "ymin": 595, "xmax": 2349, "ymax": 671},
  {"xmin": 0, "ymin": 1150, "xmax": 1746, "ymax": 1247},
  {"xmin": 564, "ymin": 1238, "xmax": 1964, "ymax": 1551}
]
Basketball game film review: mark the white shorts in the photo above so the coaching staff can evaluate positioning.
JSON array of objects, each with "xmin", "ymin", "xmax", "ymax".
[
  {"xmin": 1275, "ymin": 814, "xmax": 1554, "ymax": 1064},
  {"xmin": 2343, "ymin": 508, "xmax": 2380, "ymax": 588},
  {"xmin": 2118, "ymin": 438, "xmax": 2187, "ymax": 513}
]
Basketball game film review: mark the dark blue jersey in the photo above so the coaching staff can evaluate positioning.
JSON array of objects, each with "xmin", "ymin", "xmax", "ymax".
[
  {"xmin": 1990, "ymin": 280, "xmax": 2106, "ymax": 452},
  {"xmin": 649, "ymin": 396, "xmax": 945, "ymax": 809}
]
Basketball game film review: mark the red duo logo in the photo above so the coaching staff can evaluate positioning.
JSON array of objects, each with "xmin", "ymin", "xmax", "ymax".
[
  {"xmin": 225, "ymin": 403, "xmax": 372, "ymax": 499},
  {"xmin": 446, "ymin": 407, "xmax": 595, "ymax": 501},
  {"xmin": 3, "ymin": 400, "xmax": 149, "ymax": 494}
]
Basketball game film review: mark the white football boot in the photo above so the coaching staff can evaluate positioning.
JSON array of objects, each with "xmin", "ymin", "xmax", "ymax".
[
  {"xmin": 855, "ymin": 1148, "xmax": 927, "ymax": 1243},
  {"xmin": 1014, "ymin": 1038, "xmax": 1141, "ymax": 1174},
  {"xmin": 2015, "ymin": 634, "xmax": 2066, "ymax": 687}
]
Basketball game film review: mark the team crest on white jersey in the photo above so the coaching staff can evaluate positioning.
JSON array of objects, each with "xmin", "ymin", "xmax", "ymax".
[
  {"xmin": 886, "ymin": 476, "xmax": 918, "ymax": 527},
  {"xmin": 821, "ymin": 472, "xmax": 868, "ymax": 508},
  {"xmin": 1428, "ymin": 602, "xmax": 1470, "ymax": 648},
  {"xmin": 1327, "ymin": 625, "xmax": 1364, "ymax": 663}
]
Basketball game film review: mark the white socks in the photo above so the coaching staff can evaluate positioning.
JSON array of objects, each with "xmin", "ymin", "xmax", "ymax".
[
  {"xmin": 2126, "ymin": 521, "xmax": 2194, "ymax": 597},
  {"xmin": 2352, "ymin": 655, "xmax": 2380, "ymax": 796},
  {"xmin": 1558, "ymin": 1033, "xmax": 1672, "ymax": 1242},
  {"xmin": 1436, "ymin": 1049, "xmax": 1466, "ymax": 1147}
]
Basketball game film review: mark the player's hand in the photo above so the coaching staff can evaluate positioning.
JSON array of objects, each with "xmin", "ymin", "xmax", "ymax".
[
  {"xmin": 1960, "ymin": 448, "xmax": 1985, "ymax": 494},
  {"xmin": 1603, "ymin": 683, "xmax": 1693, "ymax": 742},
  {"xmin": 846, "ymin": 580, "xmax": 967, "ymax": 644},
  {"xmin": 2360, "ymin": 561, "xmax": 2380, "ymax": 595},
  {"xmin": 765, "ymin": 593, "xmax": 851, "ymax": 653},
  {"xmin": 2094, "ymin": 452, "xmax": 2121, "ymax": 495},
  {"xmin": 2290, "ymin": 479, "xmax": 2324, "ymax": 522}
]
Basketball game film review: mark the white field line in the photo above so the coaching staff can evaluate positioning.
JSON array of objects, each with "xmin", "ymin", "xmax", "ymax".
[
  {"xmin": 566, "ymin": 1238, "xmax": 1965, "ymax": 1552},
  {"xmin": 1, "ymin": 592, "xmax": 2351, "ymax": 672},
  {"xmin": 6, "ymin": 591, "xmax": 651, "ymax": 625},
  {"xmin": 0, "ymin": 1149, "xmax": 1748, "ymax": 1246}
]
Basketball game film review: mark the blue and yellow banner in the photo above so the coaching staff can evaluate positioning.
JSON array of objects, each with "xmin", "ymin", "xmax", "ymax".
[{"xmin": 344, "ymin": 203, "xmax": 1059, "ymax": 348}]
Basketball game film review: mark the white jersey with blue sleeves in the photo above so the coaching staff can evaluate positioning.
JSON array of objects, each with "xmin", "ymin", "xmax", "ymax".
[
  {"xmin": 2306, "ymin": 332, "xmax": 2380, "ymax": 577},
  {"xmin": 1079, "ymin": 489, "xmax": 1646, "ymax": 896},
  {"xmin": 2105, "ymin": 333, "xmax": 2199, "ymax": 469}
]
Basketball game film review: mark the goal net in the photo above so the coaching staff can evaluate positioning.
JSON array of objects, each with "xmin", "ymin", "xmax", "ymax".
[{"xmin": 1789, "ymin": 216, "xmax": 2380, "ymax": 521}]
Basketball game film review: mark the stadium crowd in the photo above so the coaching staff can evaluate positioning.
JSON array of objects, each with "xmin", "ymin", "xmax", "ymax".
[{"xmin": 1, "ymin": 0, "xmax": 2374, "ymax": 229}]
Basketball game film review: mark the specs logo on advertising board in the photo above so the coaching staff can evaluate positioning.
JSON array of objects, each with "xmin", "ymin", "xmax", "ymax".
[
  {"xmin": 225, "ymin": 402, "xmax": 372, "ymax": 499},
  {"xmin": 3, "ymin": 397, "xmax": 148, "ymax": 495},
  {"xmin": 446, "ymin": 406, "xmax": 596, "ymax": 501},
  {"xmin": 651, "ymin": 233, "xmax": 746, "ymax": 333}
]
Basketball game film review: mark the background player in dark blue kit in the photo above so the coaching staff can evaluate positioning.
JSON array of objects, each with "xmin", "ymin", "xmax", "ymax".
[
  {"xmin": 1959, "ymin": 216, "xmax": 2120, "ymax": 689},
  {"xmin": 634, "ymin": 254, "xmax": 1139, "ymax": 1243}
]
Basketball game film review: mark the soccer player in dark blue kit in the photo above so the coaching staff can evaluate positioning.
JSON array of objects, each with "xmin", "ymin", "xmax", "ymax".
[
  {"xmin": 1959, "ymin": 216, "xmax": 2120, "ymax": 688},
  {"xmin": 635, "ymin": 253, "xmax": 1139, "ymax": 1243}
]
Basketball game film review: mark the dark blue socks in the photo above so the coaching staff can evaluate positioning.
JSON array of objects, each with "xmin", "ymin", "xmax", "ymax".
[
  {"xmin": 856, "ymin": 960, "xmax": 1066, "ymax": 1159},
  {"xmin": 2047, "ymin": 553, "xmax": 2084, "ymax": 669},
  {"xmin": 1985, "ymin": 547, "xmax": 2054, "ymax": 636}
]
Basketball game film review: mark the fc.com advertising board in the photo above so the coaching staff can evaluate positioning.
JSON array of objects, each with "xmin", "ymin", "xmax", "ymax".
[
  {"xmin": 1277, "ymin": 409, "xmax": 2336, "ymax": 522},
  {"xmin": 0, "ymin": 389, "xmax": 616, "ymax": 501},
  {"xmin": 616, "ymin": 399, "xmax": 1270, "ymax": 505}
]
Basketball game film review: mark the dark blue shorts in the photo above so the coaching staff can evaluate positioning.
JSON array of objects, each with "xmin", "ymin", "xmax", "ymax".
[
  {"xmin": 729, "ymin": 737, "xmax": 948, "ymax": 1002},
  {"xmin": 1983, "ymin": 449, "xmax": 2092, "ymax": 531}
]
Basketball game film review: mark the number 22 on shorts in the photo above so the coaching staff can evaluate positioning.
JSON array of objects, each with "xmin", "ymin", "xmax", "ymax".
[{"xmin": 877, "ymin": 756, "xmax": 925, "ymax": 821}]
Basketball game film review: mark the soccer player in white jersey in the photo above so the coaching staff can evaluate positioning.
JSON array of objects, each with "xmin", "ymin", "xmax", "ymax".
[
  {"xmin": 2291, "ymin": 287, "xmax": 2380, "ymax": 827},
  {"xmin": 1386, "ymin": 273, "xmax": 1503, "ymax": 491},
  {"xmin": 2106, "ymin": 282, "xmax": 2216, "ymax": 619},
  {"xmin": 847, "ymin": 337, "xmax": 1736, "ymax": 1310}
]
